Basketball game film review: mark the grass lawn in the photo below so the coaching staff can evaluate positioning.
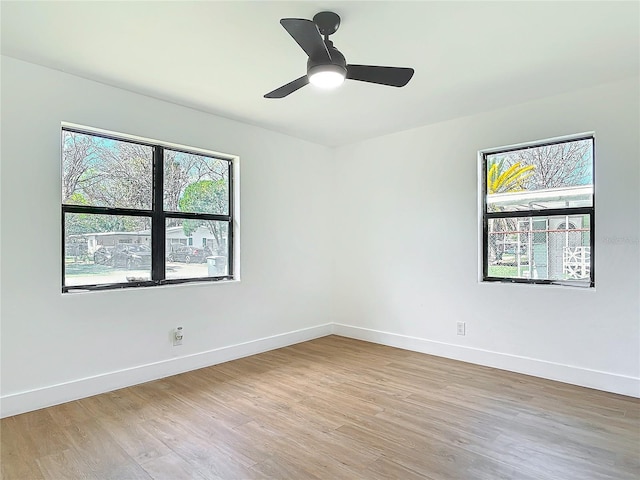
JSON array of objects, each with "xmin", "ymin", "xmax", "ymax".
[
  {"xmin": 65, "ymin": 260, "xmax": 113, "ymax": 276},
  {"xmin": 488, "ymin": 265, "xmax": 519, "ymax": 277}
]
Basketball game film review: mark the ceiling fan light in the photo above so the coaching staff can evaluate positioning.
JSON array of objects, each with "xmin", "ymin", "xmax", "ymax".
[{"xmin": 308, "ymin": 64, "xmax": 346, "ymax": 89}]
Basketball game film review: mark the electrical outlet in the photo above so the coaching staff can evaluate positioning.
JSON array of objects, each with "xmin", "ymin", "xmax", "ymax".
[
  {"xmin": 173, "ymin": 326, "xmax": 184, "ymax": 346},
  {"xmin": 456, "ymin": 322, "xmax": 466, "ymax": 336}
]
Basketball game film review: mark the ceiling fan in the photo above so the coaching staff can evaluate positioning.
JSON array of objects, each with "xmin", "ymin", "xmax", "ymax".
[{"xmin": 264, "ymin": 11, "xmax": 415, "ymax": 98}]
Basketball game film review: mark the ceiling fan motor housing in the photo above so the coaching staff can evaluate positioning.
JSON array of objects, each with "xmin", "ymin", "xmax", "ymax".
[
  {"xmin": 264, "ymin": 11, "xmax": 414, "ymax": 98},
  {"xmin": 307, "ymin": 41, "xmax": 347, "ymax": 76}
]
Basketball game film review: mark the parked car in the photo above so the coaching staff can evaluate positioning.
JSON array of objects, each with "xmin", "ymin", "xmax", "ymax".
[
  {"xmin": 111, "ymin": 244, "xmax": 151, "ymax": 269},
  {"xmin": 167, "ymin": 245, "xmax": 212, "ymax": 264},
  {"xmin": 93, "ymin": 246, "xmax": 114, "ymax": 265}
]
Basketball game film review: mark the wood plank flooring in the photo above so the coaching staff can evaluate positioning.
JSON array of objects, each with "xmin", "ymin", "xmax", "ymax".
[{"xmin": 1, "ymin": 335, "xmax": 639, "ymax": 479}]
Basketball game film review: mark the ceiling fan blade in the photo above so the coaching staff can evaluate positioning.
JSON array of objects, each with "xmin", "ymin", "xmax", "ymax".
[
  {"xmin": 264, "ymin": 75, "xmax": 309, "ymax": 99},
  {"xmin": 280, "ymin": 18, "xmax": 331, "ymax": 62},
  {"xmin": 346, "ymin": 65, "xmax": 415, "ymax": 87}
]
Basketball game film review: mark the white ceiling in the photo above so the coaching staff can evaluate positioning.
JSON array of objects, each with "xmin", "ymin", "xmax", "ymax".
[{"xmin": 2, "ymin": 1, "xmax": 638, "ymax": 147}]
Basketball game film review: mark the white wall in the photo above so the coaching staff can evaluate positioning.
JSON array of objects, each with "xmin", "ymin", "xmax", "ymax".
[
  {"xmin": 332, "ymin": 77, "xmax": 640, "ymax": 397},
  {"xmin": 2, "ymin": 56, "xmax": 638, "ymax": 417},
  {"xmin": 0, "ymin": 56, "xmax": 334, "ymax": 416}
]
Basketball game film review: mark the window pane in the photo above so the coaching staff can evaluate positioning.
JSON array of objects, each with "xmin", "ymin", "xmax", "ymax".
[
  {"xmin": 62, "ymin": 131, "xmax": 153, "ymax": 210},
  {"xmin": 64, "ymin": 213, "xmax": 151, "ymax": 287},
  {"xmin": 486, "ymin": 138, "xmax": 593, "ymax": 212},
  {"xmin": 164, "ymin": 150, "xmax": 229, "ymax": 215},
  {"xmin": 166, "ymin": 219, "xmax": 229, "ymax": 280},
  {"xmin": 487, "ymin": 215, "xmax": 590, "ymax": 283}
]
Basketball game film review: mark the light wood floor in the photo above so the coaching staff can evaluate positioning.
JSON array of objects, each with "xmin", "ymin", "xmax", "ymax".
[{"xmin": 1, "ymin": 335, "xmax": 639, "ymax": 480}]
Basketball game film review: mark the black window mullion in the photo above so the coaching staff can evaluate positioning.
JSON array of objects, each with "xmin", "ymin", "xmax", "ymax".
[
  {"xmin": 485, "ymin": 206, "xmax": 593, "ymax": 220},
  {"xmin": 61, "ymin": 211, "xmax": 66, "ymax": 289},
  {"xmin": 483, "ymin": 207, "xmax": 594, "ymax": 281},
  {"xmin": 482, "ymin": 214, "xmax": 488, "ymax": 280},
  {"xmin": 62, "ymin": 205, "xmax": 153, "ymax": 217},
  {"xmin": 482, "ymin": 136, "xmax": 594, "ymax": 287},
  {"xmin": 484, "ymin": 135, "xmax": 594, "ymax": 157},
  {"xmin": 590, "ymin": 136, "xmax": 596, "ymax": 287},
  {"xmin": 62, "ymin": 126, "xmax": 235, "ymax": 292},
  {"xmin": 227, "ymin": 159, "xmax": 234, "ymax": 277},
  {"xmin": 482, "ymin": 152, "xmax": 489, "ymax": 279},
  {"xmin": 165, "ymin": 212, "xmax": 231, "ymax": 222},
  {"xmin": 589, "ymin": 211, "xmax": 595, "ymax": 287},
  {"xmin": 152, "ymin": 146, "xmax": 165, "ymax": 282},
  {"xmin": 63, "ymin": 126, "xmax": 157, "ymax": 149}
]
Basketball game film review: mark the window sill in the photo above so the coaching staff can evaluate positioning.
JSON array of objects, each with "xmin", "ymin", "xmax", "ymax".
[
  {"xmin": 62, "ymin": 277, "xmax": 240, "ymax": 295},
  {"xmin": 479, "ymin": 278, "xmax": 595, "ymax": 291}
]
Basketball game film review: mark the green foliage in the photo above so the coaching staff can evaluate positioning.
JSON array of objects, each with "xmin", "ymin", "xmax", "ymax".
[
  {"xmin": 179, "ymin": 179, "xmax": 227, "ymax": 213},
  {"xmin": 63, "ymin": 135, "xmax": 228, "ymax": 254},
  {"xmin": 66, "ymin": 213, "xmax": 147, "ymax": 237},
  {"xmin": 486, "ymin": 158, "xmax": 534, "ymax": 262},
  {"xmin": 178, "ymin": 180, "xmax": 227, "ymax": 239},
  {"xmin": 67, "ymin": 192, "xmax": 88, "ymax": 205},
  {"xmin": 487, "ymin": 158, "xmax": 535, "ymax": 194}
]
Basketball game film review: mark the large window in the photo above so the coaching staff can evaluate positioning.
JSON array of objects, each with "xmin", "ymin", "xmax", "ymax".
[
  {"xmin": 62, "ymin": 126, "xmax": 235, "ymax": 292},
  {"xmin": 482, "ymin": 135, "xmax": 594, "ymax": 287}
]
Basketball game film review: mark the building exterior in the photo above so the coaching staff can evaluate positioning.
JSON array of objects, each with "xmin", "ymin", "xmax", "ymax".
[{"xmin": 487, "ymin": 185, "xmax": 592, "ymax": 281}]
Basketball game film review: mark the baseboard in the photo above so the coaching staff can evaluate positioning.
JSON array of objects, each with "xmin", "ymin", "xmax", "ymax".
[
  {"xmin": 0, "ymin": 323, "xmax": 332, "ymax": 418},
  {"xmin": 332, "ymin": 323, "xmax": 640, "ymax": 398},
  {"xmin": 3, "ymin": 321, "xmax": 637, "ymax": 418}
]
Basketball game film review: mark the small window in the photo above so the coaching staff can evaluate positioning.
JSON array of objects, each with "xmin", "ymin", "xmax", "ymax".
[
  {"xmin": 482, "ymin": 136, "xmax": 594, "ymax": 287},
  {"xmin": 62, "ymin": 126, "xmax": 236, "ymax": 292}
]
